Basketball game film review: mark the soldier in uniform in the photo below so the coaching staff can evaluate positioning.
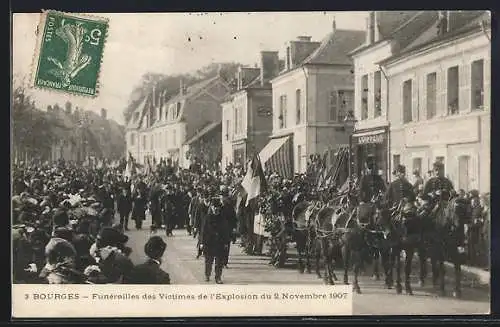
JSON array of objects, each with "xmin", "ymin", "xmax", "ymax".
[
  {"xmin": 385, "ymin": 165, "xmax": 416, "ymax": 210},
  {"xmin": 423, "ymin": 161, "xmax": 454, "ymax": 203},
  {"xmin": 199, "ymin": 197, "xmax": 231, "ymax": 284}
]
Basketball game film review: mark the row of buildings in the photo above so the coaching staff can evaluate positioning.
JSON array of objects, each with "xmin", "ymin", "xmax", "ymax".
[{"xmin": 125, "ymin": 10, "xmax": 491, "ymax": 193}]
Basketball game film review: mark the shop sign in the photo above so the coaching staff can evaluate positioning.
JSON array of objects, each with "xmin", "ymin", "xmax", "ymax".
[{"xmin": 357, "ymin": 133, "xmax": 385, "ymax": 144}]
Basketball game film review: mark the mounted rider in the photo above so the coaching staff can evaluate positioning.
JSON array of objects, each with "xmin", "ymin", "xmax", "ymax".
[
  {"xmin": 384, "ymin": 164, "xmax": 417, "ymax": 216},
  {"xmin": 423, "ymin": 161, "xmax": 454, "ymax": 205}
]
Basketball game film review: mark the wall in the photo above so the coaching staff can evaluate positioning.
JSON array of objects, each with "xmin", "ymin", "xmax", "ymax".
[
  {"xmin": 248, "ymin": 89, "xmax": 273, "ymax": 155},
  {"xmin": 352, "ymin": 41, "xmax": 393, "ymax": 130},
  {"xmin": 386, "ymin": 31, "xmax": 490, "ymax": 192},
  {"xmin": 271, "ymin": 65, "xmax": 356, "ymax": 174}
]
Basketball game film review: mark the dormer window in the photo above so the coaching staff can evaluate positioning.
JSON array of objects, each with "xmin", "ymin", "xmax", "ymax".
[{"xmin": 176, "ymin": 102, "xmax": 181, "ymax": 118}]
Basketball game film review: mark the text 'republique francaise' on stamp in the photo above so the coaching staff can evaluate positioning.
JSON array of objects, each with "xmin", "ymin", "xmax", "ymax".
[{"xmin": 31, "ymin": 10, "xmax": 109, "ymax": 97}]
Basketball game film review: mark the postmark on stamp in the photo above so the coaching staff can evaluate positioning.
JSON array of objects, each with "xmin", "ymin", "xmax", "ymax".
[{"xmin": 31, "ymin": 10, "xmax": 109, "ymax": 97}]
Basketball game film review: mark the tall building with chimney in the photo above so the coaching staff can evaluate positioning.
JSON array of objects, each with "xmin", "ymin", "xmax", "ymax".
[
  {"xmin": 262, "ymin": 21, "xmax": 365, "ymax": 178},
  {"xmin": 125, "ymin": 73, "xmax": 231, "ymax": 168},
  {"xmin": 221, "ymin": 51, "xmax": 279, "ymax": 170}
]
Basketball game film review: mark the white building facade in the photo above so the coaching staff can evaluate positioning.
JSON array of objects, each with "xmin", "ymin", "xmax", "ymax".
[{"xmin": 382, "ymin": 18, "xmax": 491, "ymax": 192}]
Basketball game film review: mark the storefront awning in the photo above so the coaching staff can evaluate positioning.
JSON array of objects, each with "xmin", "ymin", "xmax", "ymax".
[
  {"xmin": 352, "ymin": 128, "xmax": 386, "ymax": 145},
  {"xmin": 259, "ymin": 136, "xmax": 293, "ymax": 179}
]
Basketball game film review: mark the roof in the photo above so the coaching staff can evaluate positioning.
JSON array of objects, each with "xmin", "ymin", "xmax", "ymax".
[
  {"xmin": 348, "ymin": 11, "xmax": 434, "ymax": 56},
  {"xmin": 184, "ymin": 120, "xmax": 222, "ymax": 145},
  {"xmin": 302, "ymin": 29, "xmax": 366, "ymax": 65},
  {"xmin": 126, "ymin": 96, "xmax": 149, "ymax": 129},
  {"xmin": 379, "ymin": 11, "xmax": 489, "ymax": 66}
]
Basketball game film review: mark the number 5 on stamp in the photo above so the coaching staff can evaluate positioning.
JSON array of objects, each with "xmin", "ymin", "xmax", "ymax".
[{"xmin": 31, "ymin": 10, "xmax": 109, "ymax": 97}]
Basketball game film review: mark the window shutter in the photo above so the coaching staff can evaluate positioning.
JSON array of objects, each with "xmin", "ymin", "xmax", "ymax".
[
  {"xmin": 459, "ymin": 63, "xmax": 470, "ymax": 113},
  {"xmin": 422, "ymin": 73, "xmax": 428, "ymax": 120},
  {"xmin": 438, "ymin": 71, "xmax": 447, "ymax": 117},
  {"xmin": 380, "ymin": 79, "xmax": 387, "ymax": 117},
  {"xmin": 411, "ymin": 78, "xmax": 418, "ymax": 122},
  {"xmin": 368, "ymin": 72, "xmax": 374, "ymax": 119},
  {"xmin": 484, "ymin": 58, "xmax": 491, "ymax": 110}
]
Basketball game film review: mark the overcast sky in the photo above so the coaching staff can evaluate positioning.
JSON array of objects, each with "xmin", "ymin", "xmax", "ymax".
[{"xmin": 12, "ymin": 12, "xmax": 368, "ymax": 124}]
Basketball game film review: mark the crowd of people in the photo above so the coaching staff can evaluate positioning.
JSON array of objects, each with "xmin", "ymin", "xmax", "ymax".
[{"xmin": 12, "ymin": 154, "xmax": 490, "ymax": 285}]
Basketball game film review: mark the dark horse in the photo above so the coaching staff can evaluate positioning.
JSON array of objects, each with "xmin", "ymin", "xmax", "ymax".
[
  {"xmin": 426, "ymin": 192, "xmax": 469, "ymax": 298},
  {"xmin": 374, "ymin": 199, "xmax": 423, "ymax": 295}
]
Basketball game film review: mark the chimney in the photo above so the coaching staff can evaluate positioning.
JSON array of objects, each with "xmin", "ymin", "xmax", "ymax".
[
  {"xmin": 374, "ymin": 11, "xmax": 380, "ymax": 42},
  {"xmin": 366, "ymin": 12, "xmax": 375, "ymax": 45},
  {"xmin": 179, "ymin": 79, "xmax": 185, "ymax": 96},
  {"xmin": 237, "ymin": 66, "xmax": 244, "ymax": 90},
  {"xmin": 297, "ymin": 36, "xmax": 312, "ymax": 42},
  {"xmin": 437, "ymin": 11, "xmax": 449, "ymax": 35},
  {"xmin": 260, "ymin": 51, "xmax": 280, "ymax": 87},
  {"xmin": 100, "ymin": 108, "xmax": 107, "ymax": 120}
]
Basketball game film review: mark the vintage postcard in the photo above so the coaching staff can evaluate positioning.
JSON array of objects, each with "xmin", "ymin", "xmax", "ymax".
[{"xmin": 11, "ymin": 11, "xmax": 491, "ymax": 318}]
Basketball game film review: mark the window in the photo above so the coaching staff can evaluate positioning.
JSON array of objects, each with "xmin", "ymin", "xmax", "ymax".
[
  {"xmin": 361, "ymin": 75, "xmax": 368, "ymax": 120},
  {"xmin": 329, "ymin": 91, "xmax": 338, "ymax": 121},
  {"xmin": 436, "ymin": 156, "xmax": 445, "ymax": 174},
  {"xmin": 403, "ymin": 79, "xmax": 413, "ymax": 124},
  {"xmin": 159, "ymin": 106, "xmax": 163, "ymax": 121},
  {"xmin": 130, "ymin": 133, "xmax": 135, "ymax": 146},
  {"xmin": 142, "ymin": 135, "xmax": 146, "ymax": 150},
  {"xmin": 426, "ymin": 72, "xmax": 437, "ymax": 119},
  {"xmin": 374, "ymin": 71, "xmax": 382, "ymax": 117},
  {"xmin": 458, "ymin": 155, "xmax": 470, "ymax": 191},
  {"xmin": 225, "ymin": 120, "xmax": 230, "ymax": 140},
  {"xmin": 150, "ymin": 134, "xmax": 154, "ymax": 150},
  {"xmin": 296, "ymin": 89, "xmax": 301, "ymax": 124},
  {"xmin": 471, "ymin": 59, "xmax": 484, "ymax": 110},
  {"xmin": 173, "ymin": 130, "xmax": 177, "ymax": 147},
  {"xmin": 338, "ymin": 90, "xmax": 354, "ymax": 122},
  {"xmin": 279, "ymin": 95, "xmax": 287, "ymax": 128},
  {"xmin": 412, "ymin": 157, "xmax": 422, "ymax": 176},
  {"xmin": 447, "ymin": 66, "xmax": 459, "ymax": 115}
]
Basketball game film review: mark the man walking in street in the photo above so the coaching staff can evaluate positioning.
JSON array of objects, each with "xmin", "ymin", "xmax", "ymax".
[
  {"xmin": 117, "ymin": 187, "xmax": 132, "ymax": 231},
  {"xmin": 199, "ymin": 197, "xmax": 231, "ymax": 284}
]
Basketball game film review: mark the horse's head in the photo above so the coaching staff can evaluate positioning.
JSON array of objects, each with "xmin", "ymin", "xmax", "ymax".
[{"xmin": 356, "ymin": 202, "xmax": 376, "ymax": 229}]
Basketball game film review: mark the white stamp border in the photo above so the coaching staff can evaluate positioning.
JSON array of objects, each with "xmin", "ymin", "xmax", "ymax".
[{"xmin": 29, "ymin": 9, "xmax": 110, "ymax": 98}]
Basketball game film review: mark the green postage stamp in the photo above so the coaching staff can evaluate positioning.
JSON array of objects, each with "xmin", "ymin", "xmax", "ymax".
[{"xmin": 31, "ymin": 10, "xmax": 109, "ymax": 96}]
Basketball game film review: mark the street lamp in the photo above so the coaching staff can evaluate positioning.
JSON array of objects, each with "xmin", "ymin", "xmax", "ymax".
[{"xmin": 343, "ymin": 110, "xmax": 357, "ymax": 193}]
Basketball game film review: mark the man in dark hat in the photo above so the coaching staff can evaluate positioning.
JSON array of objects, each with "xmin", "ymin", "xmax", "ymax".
[
  {"xmin": 199, "ymin": 197, "xmax": 231, "ymax": 284},
  {"xmin": 423, "ymin": 161, "xmax": 454, "ymax": 203},
  {"xmin": 385, "ymin": 164, "xmax": 416, "ymax": 209},
  {"xmin": 126, "ymin": 236, "xmax": 170, "ymax": 284},
  {"xmin": 358, "ymin": 155, "xmax": 386, "ymax": 203},
  {"xmin": 131, "ymin": 188, "xmax": 147, "ymax": 230}
]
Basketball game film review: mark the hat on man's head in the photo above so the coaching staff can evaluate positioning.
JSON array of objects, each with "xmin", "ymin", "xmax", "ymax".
[
  {"xmin": 97, "ymin": 227, "xmax": 128, "ymax": 248},
  {"xmin": 144, "ymin": 236, "xmax": 167, "ymax": 260},
  {"xmin": 396, "ymin": 165, "xmax": 406, "ymax": 174}
]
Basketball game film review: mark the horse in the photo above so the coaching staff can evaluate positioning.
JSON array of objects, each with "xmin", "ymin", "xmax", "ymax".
[
  {"xmin": 426, "ymin": 192, "xmax": 469, "ymax": 298},
  {"xmin": 375, "ymin": 199, "xmax": 423, "ymax": 295}
]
